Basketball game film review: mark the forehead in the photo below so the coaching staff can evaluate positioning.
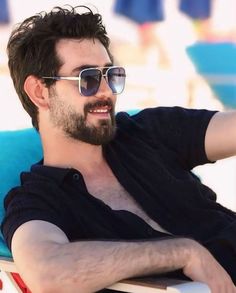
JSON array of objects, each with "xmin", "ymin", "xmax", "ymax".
[{"xmin": 55, "ymin": 38, "xmax": 111, "ymax": 74}]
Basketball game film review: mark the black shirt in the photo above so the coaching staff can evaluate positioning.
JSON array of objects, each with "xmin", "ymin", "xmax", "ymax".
[{"xmin": 2, "ymin": 106, "xmax": 236, "ymax": 283}]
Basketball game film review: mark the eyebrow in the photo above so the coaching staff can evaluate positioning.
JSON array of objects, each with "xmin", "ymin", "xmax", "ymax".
[{"xmin": 71, "ymin": 63, "xmax": 113, "ymax": 74}]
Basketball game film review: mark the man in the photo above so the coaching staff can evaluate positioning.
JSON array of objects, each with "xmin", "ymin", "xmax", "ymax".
[{"xmin": 2, "ymin": 5, "xmax": 236, "ymax": 293}]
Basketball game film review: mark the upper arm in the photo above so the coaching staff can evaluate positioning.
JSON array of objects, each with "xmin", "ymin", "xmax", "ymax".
[
  {"xmin": 11, "ymin": 220, "xmax": 69, "ymax": 289},
  {"xmin": 205, "ymin": 111, "xmax": 236, "ymax": 161}
]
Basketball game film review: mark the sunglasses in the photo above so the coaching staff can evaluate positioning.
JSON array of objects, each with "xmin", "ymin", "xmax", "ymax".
[{"xmin": 42, "ymin": 66, "xmax": 126, "ymax": 96}]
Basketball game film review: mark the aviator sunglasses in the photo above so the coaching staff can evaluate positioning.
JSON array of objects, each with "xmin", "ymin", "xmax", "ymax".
[{"xmin": 42, "ymin": 66, "xmax": 126, "ymax": 97}]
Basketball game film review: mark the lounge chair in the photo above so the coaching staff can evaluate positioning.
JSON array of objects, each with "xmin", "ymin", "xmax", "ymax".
[
  {"xmin": 187, "ymin": 41, "xmax": 236, "ymax": 109},
  {"xmin": 0, "ymin": 127, "xmax": 210, "ymax": 292}
]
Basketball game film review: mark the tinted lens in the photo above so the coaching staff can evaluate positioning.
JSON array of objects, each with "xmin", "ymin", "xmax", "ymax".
[
  {"xmin": 107, "ymin": 67, "xmax": 126, "ymax": 94},
  {"xmin": 80, "ymin": 69, "xmax": 101, "ymax": 96}
]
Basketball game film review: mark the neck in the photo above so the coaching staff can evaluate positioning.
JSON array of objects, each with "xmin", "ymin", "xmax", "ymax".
[{"xmin": 41, "ymin": 129, "xmax": 105, "ymax": 174}]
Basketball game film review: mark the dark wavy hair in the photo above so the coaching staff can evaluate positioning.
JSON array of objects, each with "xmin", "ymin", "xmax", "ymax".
[{"xmin": 7, "ymin": 6, "xmax": 112, "ymax": 129}]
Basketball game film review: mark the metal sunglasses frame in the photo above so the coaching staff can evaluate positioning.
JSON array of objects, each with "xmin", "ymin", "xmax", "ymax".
[{"xmin": 42, "ymin": 66, "xmax": 126, "ymax": 96}]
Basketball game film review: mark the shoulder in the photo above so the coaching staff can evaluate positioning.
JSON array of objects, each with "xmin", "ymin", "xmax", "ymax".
[
  {"xmin": 115, "ymin": 106, "xmax": 216, "ymax": 133},
  {"xmin": 115, "ymin": 107, "xmax": 168, "ymax": 129},
  {"xmin": 115, "ymin": 106, "xmax": 214, "ymax": 123},
  {"xmin": 4, "ymin": 164, "xmax": 71, "ymax": 209}
]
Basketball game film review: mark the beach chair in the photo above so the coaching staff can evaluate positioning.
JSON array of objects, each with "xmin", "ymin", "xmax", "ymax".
[
  {"xmin": 0, "ymin": 127, "xmax": 210, "ymax": 292},
  {"xmin": 187, "ymin": 42, "xmax": 236, "ymax": 109}
]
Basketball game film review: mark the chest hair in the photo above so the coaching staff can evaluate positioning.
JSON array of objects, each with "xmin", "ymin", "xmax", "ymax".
[{"xmin": 83, "ymin": 168, "xmax": 169, "ymax": 234}]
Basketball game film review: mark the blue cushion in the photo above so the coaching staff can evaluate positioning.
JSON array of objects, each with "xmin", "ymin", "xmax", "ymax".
[{"xmin": 0, "ymin": 128, "xmax": 42, "ymax": 256}]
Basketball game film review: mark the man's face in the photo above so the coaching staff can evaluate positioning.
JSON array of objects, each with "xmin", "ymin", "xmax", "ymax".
[{"xmin": 48, "ymin": 38, "xmax": 117, "ymax": 145}]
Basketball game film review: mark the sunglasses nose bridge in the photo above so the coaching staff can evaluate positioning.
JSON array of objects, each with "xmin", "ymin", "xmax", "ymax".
[
  {"xmin": 102, "ymin": 73, "xmax": 109, "ymax": 85},
  {"xmin": 94, "ymin": 69, "xmax": 109, "ymax": 86},
  {"xmin": 96, "ymin": 72, "xmax": 113, "ymax": 96}
]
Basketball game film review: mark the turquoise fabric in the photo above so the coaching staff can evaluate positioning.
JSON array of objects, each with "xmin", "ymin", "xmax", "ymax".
[
  {"xmin": 186, "ymin": 42, "xmax": 236, "ymax": 108},
  {"xmin": 0, "ymin": 128, "xmax": 42, "ymax": 256}
]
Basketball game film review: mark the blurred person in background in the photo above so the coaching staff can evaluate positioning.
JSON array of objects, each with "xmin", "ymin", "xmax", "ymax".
[
  {"xmin": 114, "ymin": 0, "xmax": 170, "ymax": 67},
  {"xmin": 179, "ymin": 0, "xmax": 213, "ymax": 41},
  {"xmin": 179, "ymin": 0, "xmax": 236, "ymax": 42},
  {"xmin": 0, "ymin": 0, "xmax": 10, "ymax": 24}
]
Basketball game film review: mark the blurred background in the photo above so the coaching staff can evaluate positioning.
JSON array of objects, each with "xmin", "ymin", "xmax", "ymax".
[{"xmin": 0, "ymin": 0, "xmax": 236, "ymax": 210}]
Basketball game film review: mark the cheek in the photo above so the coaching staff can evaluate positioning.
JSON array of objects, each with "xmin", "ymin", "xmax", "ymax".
[
  {"xmin": 57, "ymin": 81, "xmax": 81, "ymax": 98},
  {"xmin": 112, "ymin": 95, "xmax": 117, "ymax": 109},
  {"xmin": 58, "ymin": 86, "xmax": 86, "ymax": 111}
]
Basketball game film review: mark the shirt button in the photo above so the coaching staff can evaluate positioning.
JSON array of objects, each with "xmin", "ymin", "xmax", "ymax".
[{"xmin": 73, "ymin": 173, "xmax": 80, "ymax": 181}]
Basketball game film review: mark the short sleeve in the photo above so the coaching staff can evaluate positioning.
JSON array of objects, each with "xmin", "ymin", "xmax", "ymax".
[
  {"xmin": 121, "ymin": 107, "xmax": 217, "ymax": 169},
  {"xmin": 1, "ymin": 176, "xmax": 70, "ymax": 251}
]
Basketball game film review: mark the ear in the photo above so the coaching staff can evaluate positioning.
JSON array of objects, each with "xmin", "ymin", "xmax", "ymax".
[{"xmin": 24, "ymin": 75, "xmax": 50, "ymax": 109}]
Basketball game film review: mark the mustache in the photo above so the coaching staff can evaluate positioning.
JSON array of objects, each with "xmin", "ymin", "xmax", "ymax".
[{"xmin": 84, "ymin": 99, "xmax": 114, "ymax": 113}]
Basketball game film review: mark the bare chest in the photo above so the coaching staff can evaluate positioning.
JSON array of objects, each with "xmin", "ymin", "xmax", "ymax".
[{"xmin": 84, "ymin": 172, "xmax": 169, "ymax": 234}]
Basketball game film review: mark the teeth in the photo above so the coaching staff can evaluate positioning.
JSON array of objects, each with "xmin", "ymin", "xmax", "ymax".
[{"xmin": 89, "ymin": 108, "xmax": 109, "ymax": 113}]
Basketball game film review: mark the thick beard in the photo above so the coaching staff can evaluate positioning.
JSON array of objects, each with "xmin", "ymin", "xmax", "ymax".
[
  {"xmin": 49, "ymin": 90, "xmax": 116, "ymax": 145},
  {"xmin": 64, "ymin": 110, "xmax": 116, "ymax": 145}
]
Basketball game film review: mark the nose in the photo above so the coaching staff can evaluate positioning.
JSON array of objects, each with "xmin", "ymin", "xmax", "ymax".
[{"xmin": 95, "ymin": 76, "xmax": 113, "ymax": 98}]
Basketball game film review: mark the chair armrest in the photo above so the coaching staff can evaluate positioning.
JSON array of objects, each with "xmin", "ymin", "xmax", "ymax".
[{"xmin": 107, "ymin": 276, "xmax": 211, "ymax": 293}]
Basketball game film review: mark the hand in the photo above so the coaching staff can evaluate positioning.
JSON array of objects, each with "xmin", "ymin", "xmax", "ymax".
[{"xmin": 183, "ymin": 241, "xmax": 236, "ymax": 293}]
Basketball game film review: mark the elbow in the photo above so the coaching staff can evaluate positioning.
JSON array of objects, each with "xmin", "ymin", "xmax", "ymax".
[
  {"xmin": 23, "ymin": 275, "xmax": 55, "ymax": 293},
  {"xmin": 20, "ymin": 271, "xmax": 63, "ymax": 293},
  {"xmin": 26, "ymin": 279, "xmax": 63, "ymax": 293},
  {"xmin": 26, "ymin": 273, "xmax": 93, "ymax": 293}
]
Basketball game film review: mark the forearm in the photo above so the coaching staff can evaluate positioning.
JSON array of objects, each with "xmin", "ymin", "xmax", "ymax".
[{"xmin": 27, "ymin": 237, "xmax": 194, "ymax": 293}]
